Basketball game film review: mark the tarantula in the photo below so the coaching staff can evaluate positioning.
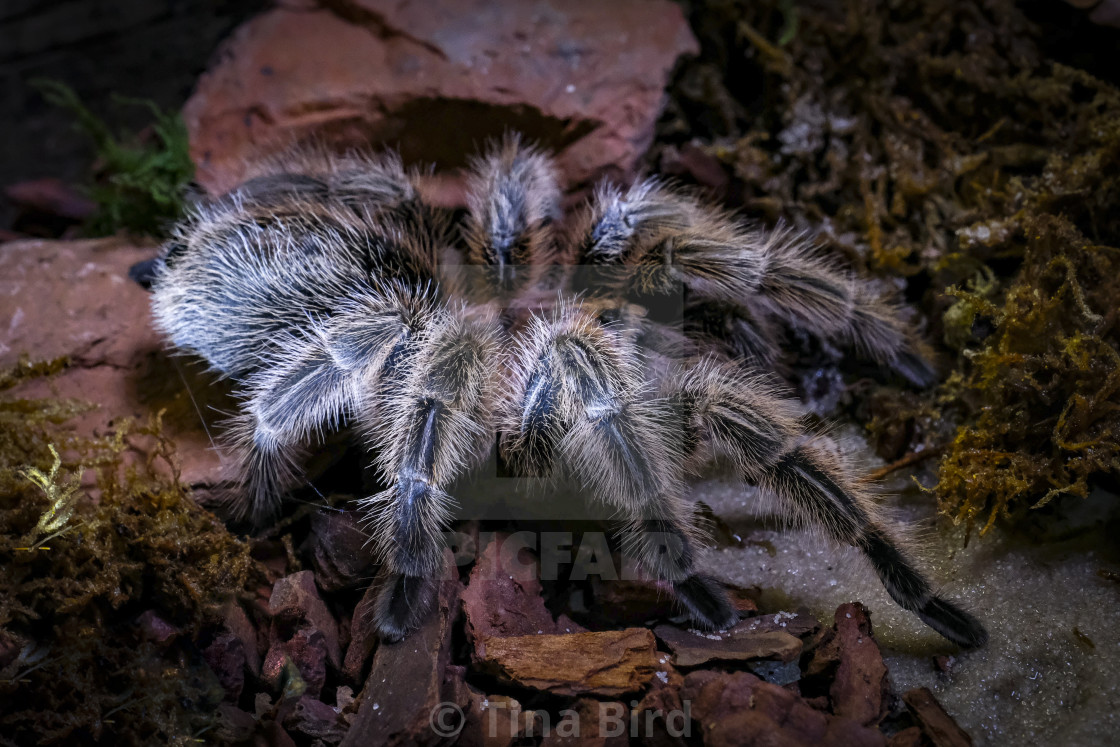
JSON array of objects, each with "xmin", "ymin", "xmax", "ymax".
[{"xmin": 139, "ymin": 135, "xmax": 987, "ymax": 649}]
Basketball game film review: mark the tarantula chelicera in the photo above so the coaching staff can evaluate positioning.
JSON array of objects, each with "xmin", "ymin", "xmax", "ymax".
[{"xmin": 139, "ymin": 135, "xmax": 987, "ymax": 648}]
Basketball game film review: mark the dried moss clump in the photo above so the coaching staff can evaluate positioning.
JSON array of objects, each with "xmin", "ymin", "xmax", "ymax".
[
  {"xmin": 660, "ymin": 0, "xmax": 1120, "ymax": 535},
  {"xmin": 937, "ymin": 216, "xmax": 1120, "ymax": 533},
  {"xmin": 0, "ymin": 372, "xmax": 262, "ymax": 745}
]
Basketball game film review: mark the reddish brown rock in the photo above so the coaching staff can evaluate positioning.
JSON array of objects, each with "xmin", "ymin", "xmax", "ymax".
[
  {"xmin": 261, "ymin": 571, "xmax": 342, "ymax": 700},
  {"xmin": 477, "ymin": 628, "xmax": 660, "ymax": 698},
  {"xmin": 589, "ymin": 578, "xmax": 676, "ymax": 626},
  {"xmin": 215, "ymin": 703, "xmax": 258, "ymax": 743},
  {"xmin": 647, "ymin": 608, "xmax": 815, "ymax": 671},
  {"xmin": 4, "ymin": 178, "xmax": 96, "ymax": 222},
  {"xmin": 635, "ymin": 659, "xmax": 688, "ymax": 747},
  {"xmin": 803, "ymin": 695, "xmax": 832, "ymax": 712},
  {"xmin": 638, "ymin": 659, "xmax": 684, "ymax": 715},
  {"xmin": 259, "ymin": 649, "xmax": 297, "ymax": 694},
  {"xmin": 540, "ymin": 699, "xmax": 631, "ymax": 747},
  {"xmin": 340, "ymin": 555, "xmax": 464, "ymax": 747},
  {"xmin": 462, "ymin": 532, "xmax": 572, "ymax": 651},
  {"xmin": 457, "ymin": 687, "xmax": 528, "ymax": 747},
  {"xmin": 183, "ymin": 0, "xmax": 698, "ymax": 196},
  {"xmin": 0, "ymin": 239, "xmax": 151, "ymax": 365},
  {"xmin": 653, "ymin": 621, "xmax": 802, "ymax": 668},
  {"xmin": 205, "ymin": 601, "xmax": 261, "ymax": 703},
  {"xmin": 0, "ymin": 238, "xmax": 228, "ymax": 489},
  {"xmin": 205, "ymin": 630, "xmax": 250, "ymax": 702},
  {"xmin": 933, "ymin": 655, "xmax": 955, "ymax": 674},
  {"xmin": 681, "ymin": 670, "xmax": 886, "ymax": 747},
  {"xmin": 305, "ymin": 509, "xmax": 375, "ymax": 592},
  {"xmin": 806, "ymin": 603, "xmax": 889, "ymax": 727},
  {"xmin": 254, "ymin": 721, "xmax": 299, "ymax": 747},
  {"xmin": 342, "ymin": 583, "xmax": 380, "ymax": 685},
  {"xmin": 658, "ymin": 142, "xmax": 730, "ymax": 194},
  {"xmin": 221, "ymin": 600, "xmax": 263, "ymax": 676},
  {"xmin": 887, "ymin": 727, "xmax": 925, "ymax": 747},
  {"xmin": 903, "ymin": 688, "xmax": 972, "ymax": 747},
  {"xmin": 728, "ymin": 586, "xmax": 761, "ymax": 616},
  {"xmin": 1086, "ymin": 0, "xmax": 1120, "ymax": 28},
  {"xmin": 282, "ymin": 694, "xmax": 350, "ymax": 743},
  {"xmin": 590, "ymin": 570, "xmax": 760, "ymax": 628},
  {"xmin": 136, "ymin": 610, "xmax": 180, "ymax": 645},
  {"xmin": 269, "ymin": 570, "xmax": 341, "ymax": 668},
  {"xmin": 743, "ymin": 609, "xmax": 821, "ymax": 639},
  {"xmin": 263, "ymin": 627, "xmax": 332, "ymax": 700}
]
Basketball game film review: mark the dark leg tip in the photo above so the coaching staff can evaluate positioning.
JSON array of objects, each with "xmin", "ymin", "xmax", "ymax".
[
  {"xmin": 128, "ymin": 257, "xmax": 161, "ymax": 290},
  {"xmin": 918, "ymin": 596, "xmax": 989, "ymax": 649},
  {"xmin": 247, "ymin": 504, "xmax": 283, "ymax": 533},
  {"xmin": 673, "ymin": 574, "xmax": 740, "ymax": 631},
  {"xmin": 208, "ymin": 481, "xmax": 281, "ymax": 530},
  {"xmin": 373, "ymin": 572, "xmax": 438, "ymax": 642}
]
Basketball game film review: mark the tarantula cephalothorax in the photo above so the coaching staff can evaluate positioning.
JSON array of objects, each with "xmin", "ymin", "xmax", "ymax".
[{"xmin": 140, "ymin": 135, "xmax": 987, "ymax": 648}]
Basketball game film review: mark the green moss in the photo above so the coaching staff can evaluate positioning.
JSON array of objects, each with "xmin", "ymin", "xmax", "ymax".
[
  {"xmin": 0, "ymin": 363, "xmax": 263, "ymax": 744},
  {"xmin": 32, "ymin": 79, "xmax": 194, "ymax": 238},
  {"xmin": 935, "ymin": 216, "xmax": 1120, "ymax": 534},
  {"xmin": 662, "ymin": 0, "xmax": 1120, "ymax": 536}
]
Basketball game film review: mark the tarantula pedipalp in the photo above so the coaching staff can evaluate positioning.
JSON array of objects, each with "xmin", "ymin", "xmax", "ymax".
[{"xmin": 141, "ymin": 135, "xmax": 987, "ymax": 649}]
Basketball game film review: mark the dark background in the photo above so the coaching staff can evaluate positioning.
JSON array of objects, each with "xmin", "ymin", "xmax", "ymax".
[{"xmin": 0, "ymin": 0, "xmax": 265, "ymax": 193}]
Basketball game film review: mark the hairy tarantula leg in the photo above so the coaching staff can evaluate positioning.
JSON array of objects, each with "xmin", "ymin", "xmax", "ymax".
[
  {"xmin": 574, "ymin": 180, "xmax": 936, "ymax": 386},
  {"xmin": 231, "ymin": 284, "xmax": 438, "ymax": 525},
  {"xmin": 223, "ymin": 414, "xmax": 308, "ymax": 525},
  {"xmin": 671, "ymin": 360, "xmax": 987, "ymax": 648},
  {"xmin": 504, "ymin": 305, "xmax": 739, "ymax": 631},
  {"xmin": 360, "ymin": 310, "xmax": 500, "ymax": 641},
  {"xmin": 234, "ymin": 145, "xmax": 420, "ymax": 213},
  {"xmin": 764, "ymin": 446, "xmax": 986, "ymax": 647},
  {"xmin": 462, "ymin": 133, "xmax": 562, "ymax": 291},
  {"xmin": 685, "ymin": 299, "xmax": 783, "ymax": 371}
]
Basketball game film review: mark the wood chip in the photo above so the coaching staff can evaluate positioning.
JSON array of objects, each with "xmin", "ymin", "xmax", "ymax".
[
  {"xmin": 340, "ymin": 555, "xmax": 464, "ymax": 747},
  {"xmin": 653, "ymin": 621, "xmax": 803, "ymax": 668},
  {"xmin": 682, "ymin": 670, "xmax": 886, "ymax": 747},
  {"xmin": 477, "ymin": 628, "xmax": 660, "ymax": 697},
  {"xmin": 903, "ymin": 687, "xmax": 972, "ymax": 747}
]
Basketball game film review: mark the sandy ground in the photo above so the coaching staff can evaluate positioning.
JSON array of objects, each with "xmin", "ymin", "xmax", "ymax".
[{"xmin": 695, "ymin": 428, "xmax": 1120, "ymax": 745}]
